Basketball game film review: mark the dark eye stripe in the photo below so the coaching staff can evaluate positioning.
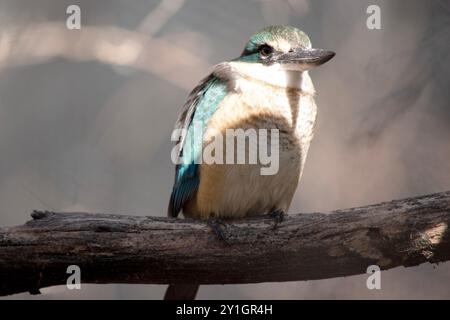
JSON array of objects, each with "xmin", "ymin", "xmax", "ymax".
[{"xmin": 239, "ymin": 43, "xmax": 278, "ymax": 63}]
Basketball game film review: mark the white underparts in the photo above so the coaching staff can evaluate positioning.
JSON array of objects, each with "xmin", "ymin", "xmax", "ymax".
[{"xmin": 223, "ymin": 61, "xmax": 315, "ymax": 93}]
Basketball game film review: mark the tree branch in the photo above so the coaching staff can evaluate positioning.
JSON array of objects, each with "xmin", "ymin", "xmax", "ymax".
[{"xmin": 1, "ymin": 191, "xmax": 450, "ymax": 296}]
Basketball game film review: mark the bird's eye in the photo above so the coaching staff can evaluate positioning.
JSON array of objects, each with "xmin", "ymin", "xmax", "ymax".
[{"xmin": 259, "ymin": 45, "xmax": 273, "ymax": 58}]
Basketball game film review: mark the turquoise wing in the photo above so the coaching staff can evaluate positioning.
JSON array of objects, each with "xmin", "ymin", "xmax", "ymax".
[{"xmin": 168, "ymin": 75, "xmax": 227, "ymax": 217}]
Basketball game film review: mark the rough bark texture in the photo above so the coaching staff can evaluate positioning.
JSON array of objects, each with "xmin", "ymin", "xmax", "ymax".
[{"xmin": 0, "ymin": 191, "xmax": 449, "ymax": 296}]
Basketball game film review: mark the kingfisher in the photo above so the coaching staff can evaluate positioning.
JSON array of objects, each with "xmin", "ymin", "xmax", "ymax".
[{"xmin": 165, "ymin": 26, "xmax": 334, "ymax": 299}]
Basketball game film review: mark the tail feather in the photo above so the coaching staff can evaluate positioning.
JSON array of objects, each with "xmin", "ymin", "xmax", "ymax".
[{"xmin": 164, "ymin": 284, "xmax": 199, "ymax": 300}]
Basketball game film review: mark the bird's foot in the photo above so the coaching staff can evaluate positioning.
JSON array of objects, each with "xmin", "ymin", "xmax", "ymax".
[
  {"xmin": 207, "ymin": 218, "xmax": 230, "ymax": 245},
  {"xmin": 268, "ymin": 209, "xmax": 285, "ymax": 230}
]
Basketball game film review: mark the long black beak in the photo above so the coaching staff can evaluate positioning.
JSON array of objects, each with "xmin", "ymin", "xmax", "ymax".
[{"xmin": 273, "ymin": 48, "xmax": 335, "ymax": 70}]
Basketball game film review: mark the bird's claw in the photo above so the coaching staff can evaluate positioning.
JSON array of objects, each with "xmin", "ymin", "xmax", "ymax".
[
  {"xmin": 207, "ymin": 218, "xmax": 231, "ymax": 245},
  {"xmin": 269, "ymin": 209, "xmax": 285, "ymax": 230}
]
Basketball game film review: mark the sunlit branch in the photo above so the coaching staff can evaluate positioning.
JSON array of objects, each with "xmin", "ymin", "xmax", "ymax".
[{"xmin": 0, "ymin": 191, "xmax": 449, "ymax": 297}]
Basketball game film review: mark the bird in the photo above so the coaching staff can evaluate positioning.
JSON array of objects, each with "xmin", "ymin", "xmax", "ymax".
[{"xmin": 165, "ymin": 25, "xmax": 335, "ymax": 300}]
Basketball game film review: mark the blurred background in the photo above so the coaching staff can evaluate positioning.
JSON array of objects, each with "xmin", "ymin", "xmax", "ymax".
[{"xmin": 0, "ymin": 0, "xmax": 449, "ymax": 299}]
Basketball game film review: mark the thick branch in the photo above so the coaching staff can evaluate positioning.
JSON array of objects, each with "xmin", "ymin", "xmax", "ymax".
[{"xmin": 1, "ymin": 191, "xmax": 450, "ymax": 296}]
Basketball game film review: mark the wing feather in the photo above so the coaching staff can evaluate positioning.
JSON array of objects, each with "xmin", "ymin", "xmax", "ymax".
[{"xmin": 168, "ymin": 74, "xmax": 227, "ymax": 217}]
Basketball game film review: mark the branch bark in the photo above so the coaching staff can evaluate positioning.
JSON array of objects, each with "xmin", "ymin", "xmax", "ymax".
[{"xmin": 1, "ymin": 191, "xmax": 450, "ymax": 296}]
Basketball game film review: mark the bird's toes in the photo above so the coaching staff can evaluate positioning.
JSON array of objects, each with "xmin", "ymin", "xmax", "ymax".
[
  {"xmin": 268, "ymin": 209, "xmax": 285, "ymax": 230},
  {"xmin": 207, "ymin": 218, "xmax": 231, "ymax": 245}
]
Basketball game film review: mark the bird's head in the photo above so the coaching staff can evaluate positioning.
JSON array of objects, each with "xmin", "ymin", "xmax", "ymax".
[{"xmin": 227, "ymin": 26, "xmax": 335, "ymax": 89}]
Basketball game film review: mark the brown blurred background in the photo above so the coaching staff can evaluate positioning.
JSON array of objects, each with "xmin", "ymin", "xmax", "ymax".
[{"xmin": 0, "ymin": 0, "xmax": 449, "ymax": 299}]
